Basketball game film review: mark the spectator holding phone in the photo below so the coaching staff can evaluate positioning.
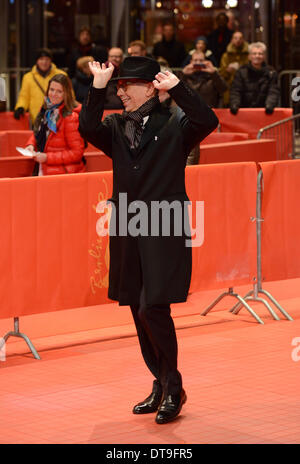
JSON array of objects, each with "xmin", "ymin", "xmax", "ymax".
[
  {"xmin": 180, "ymin": 51, "xmax": 227, "ymax": 108},
  {"xmin": 179, "ymin": 52, "xmax": 226, "ymax": 165}
]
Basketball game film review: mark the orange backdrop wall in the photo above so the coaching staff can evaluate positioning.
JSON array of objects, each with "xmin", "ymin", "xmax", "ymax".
[
  {"xmin": 0, "ymin": 163, "xmax": 257, "ymax": 319},
  {"xmin": 260, "ymin": 159, "xmax": 300, "ymax": 282}
]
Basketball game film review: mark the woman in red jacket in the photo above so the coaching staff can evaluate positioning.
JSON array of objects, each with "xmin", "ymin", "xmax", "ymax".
[{"xmin": 26, "ymin": 73, "xmax": 85, "ymax": 175}]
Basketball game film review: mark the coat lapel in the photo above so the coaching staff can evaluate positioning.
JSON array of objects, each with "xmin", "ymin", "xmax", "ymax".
[{"xmin": 137, "ymin": 106, "xmax": 171, "ymax": 154}]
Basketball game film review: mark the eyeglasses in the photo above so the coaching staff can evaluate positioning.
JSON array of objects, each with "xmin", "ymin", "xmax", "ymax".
[{"xmin": 117, "ymin": 80, "xmax": 149, "ymax": 91}]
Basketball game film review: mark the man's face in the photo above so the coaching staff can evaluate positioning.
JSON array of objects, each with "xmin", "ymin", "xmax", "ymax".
[
  {"xmin": 191, "ymin": 52, "xmax": 205, "ymax": 68},
  {"xmin": 108, "ymin": 48, "xmax": 123, "ymax": 67},
  {"xmin": 36, "ymin": 56, "xmax": 52, "ymax": 72},
  {"xmin": 249, "ymin": 47, "xmax": 265, "ymax": 67},
  {"xmin": 79, "ymin": 30, "xmax": 91, "ymax": 46},
  {"xmin": 129, "ymin": 45, "xmax": 146, "ymax": 57},
  {"xmin": 216, "ymin": 14, "xmax": 228, "ymax": 29},
  {"xmin": 232, "ymin": 32, "xmax": 244, "ymax": 48},
  {"xmin": 117, "ymin": 80, "xmax": 153, "ymax": 112},
  {"xmin": 163, "ymin": 25, "xmax": 174, "ymax": 41}
]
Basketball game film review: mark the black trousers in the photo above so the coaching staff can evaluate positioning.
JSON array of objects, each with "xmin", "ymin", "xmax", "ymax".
[{"xmin": 130, "ymin": 287, "xmax": 182, "ymax": 395}]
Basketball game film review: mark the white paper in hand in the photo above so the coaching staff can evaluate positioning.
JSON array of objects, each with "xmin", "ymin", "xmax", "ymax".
[{"xmin": 16, "ymin": 147, "xmax": 34, "ymax": 157}]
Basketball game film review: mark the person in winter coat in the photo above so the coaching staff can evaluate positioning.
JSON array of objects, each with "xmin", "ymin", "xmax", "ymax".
[
  {"xmin": 67, "ymin": 25, "xmax": 108, "ymax": 78},
  {"xmin": 79, "ymin": 56, "xmax": 218, "ymax": 424},
  {"xmin": 207, "ymin": 12, "xmax": 233, "ymax": 67},
  {"xmin": 152, "ymin": 23, "xmax": 187, "ymax": 68},
  {"xmin": 14, "ymin": 48, "xmax": 68, "ymax": 125},
  {"xmin": 179, "ymin": 51, "xmax": 226, "ymax": 164},
  {"xmin": 25, "ymin": 73, "xmax": 85, "ymax": 176},
  {"xmin": 182, "ymin": 36, "xmax": 217, "ymax": 67},
  {"xmin": 72, "ymin": 55, "xmax": 94, "ymax": 103},
  {"xmin": 180, "ymin": 51, "xmax": 227, "ymax": 108},
  {"xmin": 104, "ymin": 47, "xmax": 124, "ymax": 109},
  {"xmin": 219, "ymin": 31, "xmax": 249, "ymax": 106},
  {"xmin": 230, "ymin": 42, "xmax": 280, "ymax": 114}
]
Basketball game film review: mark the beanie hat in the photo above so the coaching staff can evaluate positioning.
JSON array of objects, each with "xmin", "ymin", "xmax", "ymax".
[
  {"xmin": 195, "ymin": 36, "xmax": 208, "ymax": 46},
  {"xmin": 36, "ymin": 48, "xmax": 53, "ymax": 61}
]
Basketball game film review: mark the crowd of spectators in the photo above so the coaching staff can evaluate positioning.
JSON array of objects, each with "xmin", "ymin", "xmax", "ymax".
[
  {"xmin": 14, "ymin": 12, "xmax": 280, "ymax": 120},
  {"xmin": 12, "ymin": 12, "xmax": 281, "ymax": 173}
]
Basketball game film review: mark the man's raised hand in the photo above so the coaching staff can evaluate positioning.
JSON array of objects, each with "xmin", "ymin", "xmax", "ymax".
[
  {"xmin": 88, "ymin": 61, "xmax": 115, "ymax": 89},
  {"xmin": 153, "ymin": 71, "xmax": 179, "ymax": 91}
]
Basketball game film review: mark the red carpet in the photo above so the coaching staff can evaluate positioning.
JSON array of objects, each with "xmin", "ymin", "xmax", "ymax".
[{"xmin": 0, "ymin": 279, "xmax": 299, "ymax": 444}]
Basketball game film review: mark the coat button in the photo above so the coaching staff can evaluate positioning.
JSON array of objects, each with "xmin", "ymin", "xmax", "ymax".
[{"xmin": 133, "ymin": 164, "xmax": 140, "ymax": 170}]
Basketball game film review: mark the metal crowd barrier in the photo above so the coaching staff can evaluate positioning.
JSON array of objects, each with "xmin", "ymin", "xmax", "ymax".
[
  {"xmin": 202, "ymin": 169, "xmax": 293, "ymax": 324},
  {"xmin": 257, "ymin": 113, "xmax": 300, "ymax": 159},
  {"xmin": 228, "ymin": 170, "xmax": 293, "ymax": 322}
]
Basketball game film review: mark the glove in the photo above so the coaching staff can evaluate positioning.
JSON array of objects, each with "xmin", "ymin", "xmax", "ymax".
[
  {"xmin": 14, "ymin": 107, "xmax": 25, "ymax": 119},
  {"xmin": 265, "ymin": 106, "xmax": 274, "ymax": 115},
  {"xmin": 230, "ymin": 106, "xmax": 239, "ymax": 115}
]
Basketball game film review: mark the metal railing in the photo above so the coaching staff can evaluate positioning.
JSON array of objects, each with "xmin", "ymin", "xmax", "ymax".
[
  {"xmin": 0, "ymin": 67, "xmax": 68, "ymax": 111},
  {"xmin": 0, "ymin": 68, "xmax": 32, "ymax": 110},
  {"xmin": 257, "ymin": 113, "xmax": 300, "ymax": 159}
]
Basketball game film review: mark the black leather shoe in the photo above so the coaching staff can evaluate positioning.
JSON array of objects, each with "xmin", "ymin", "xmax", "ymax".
[
  {"xmin": 133, "ymin": 380, "xmax": 163, "ymax": 414},
  {"xmin": 155, "ymin": 389, "xmax": 187, "ymax": 424}
]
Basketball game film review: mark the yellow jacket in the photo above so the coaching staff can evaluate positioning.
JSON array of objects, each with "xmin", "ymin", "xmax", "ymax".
[
  {"xmin": 219, "ymin": 42, "xmax": 249, "ymax": 106},
  {"xmin": 15, "ymin": 64, "xmax": 67, "ymax": 124}
]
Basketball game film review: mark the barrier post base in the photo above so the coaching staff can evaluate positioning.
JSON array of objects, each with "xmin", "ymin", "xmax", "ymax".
[
  {"xmin": 229, "ymin": 285, "xmax": 293, "ymax": 321},
  {"xmin": 3, "ymin": 317, "xmax": 41, "ymax": 360},
  {"xmin": 201, "ymin": 287, "xmax": 264, "ymax": 324}
]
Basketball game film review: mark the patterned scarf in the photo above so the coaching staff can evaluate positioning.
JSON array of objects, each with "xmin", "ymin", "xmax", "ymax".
[
  {"xmin": 44, "ymin": 97, "xmax": 61, "ymax": 133},
  {"xmin": 123, "ymin": 95, "xmax": 160, "ymax": 149}
]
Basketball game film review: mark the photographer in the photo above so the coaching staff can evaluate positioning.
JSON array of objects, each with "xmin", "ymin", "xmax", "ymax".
[{"xmin": 180, "ymin": 51, "xmax": 227, "ymax": 108}]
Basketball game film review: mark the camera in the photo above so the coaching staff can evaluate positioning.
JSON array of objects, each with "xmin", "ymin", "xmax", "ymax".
[{"xmin": 193, "ymin": 63, "xmax": 206, "ymax": 70}]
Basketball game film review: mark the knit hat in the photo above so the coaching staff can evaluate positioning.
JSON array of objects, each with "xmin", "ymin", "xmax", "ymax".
[
  {"xmin": 195, "ymin": 36, "xmax": 208, "ymax": 46},
  {"xmin": 36, "ymin": 48, "xmax": 53, "ymax": 61}
]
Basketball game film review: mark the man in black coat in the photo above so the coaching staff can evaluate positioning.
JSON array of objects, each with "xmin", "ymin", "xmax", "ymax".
[
  {"xmin": 180, "ymin": 51, "xmax": 227, "ymax": 108},
  {"xmin": 152, "ymin": 23, "xmax": 187, "ymax": 68},
  {"xmin": 229, "ymin": 42, "xmax": 280, "ymax": 114},
  {"xmin": 207, "ymin": 12, "xmax": 233, "ymax": 67},
  {"xmin": 67, "ymin": 26, "xmax": 108, "ymax": 78},
  {"xmin": 79, "ymin": 56, "xmax": 218, "ymax": 424}
]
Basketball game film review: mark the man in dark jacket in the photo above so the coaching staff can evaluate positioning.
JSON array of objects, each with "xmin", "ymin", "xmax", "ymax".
[
  {"xmin": 79, "ymin": 56, "xmax": 218, "ymax": 424},
  {"xmin": 72, "ymin": 55, "xmax": 94, "ymax": 103},
  {"xmin": 152, "ymin": 23, "xmax": 187, "ymax": 67},
  {"xmin": 207, "ymin": 12, "xmax": 233, "ymax": 67},
  {"xmin": 67, "ymin": 26, "xmax": 108, "ymax": 78},
  {"xmin": 180, "ymin": 51, "xmax": 227, "ymax": 108},
  {"xmin": 229, "ymin": 42, "xmax": 280, "ymax": 114},
  {"xmin": 179, "ymin": 51, "xmax": 226, "ymax": 164}
]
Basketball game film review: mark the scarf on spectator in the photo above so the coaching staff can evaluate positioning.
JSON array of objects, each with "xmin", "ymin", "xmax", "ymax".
[
  {"xmin": 45, "ymin": 97, "xmax": 62, "ymax": 133},
  {"xmin": 123, "ymin": 95, "xmax": 160, "ymax": 149}
]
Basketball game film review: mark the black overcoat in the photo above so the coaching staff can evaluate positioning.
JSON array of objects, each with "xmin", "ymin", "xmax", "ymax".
[{"xmin": 79, "ymin": 80, "xmax": 218, "ymax": 306}]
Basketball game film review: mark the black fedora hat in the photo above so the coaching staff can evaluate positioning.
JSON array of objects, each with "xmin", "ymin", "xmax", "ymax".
[{"xmin": 111, "ymin": 56, "xmax": 160, "ymax": 82}]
